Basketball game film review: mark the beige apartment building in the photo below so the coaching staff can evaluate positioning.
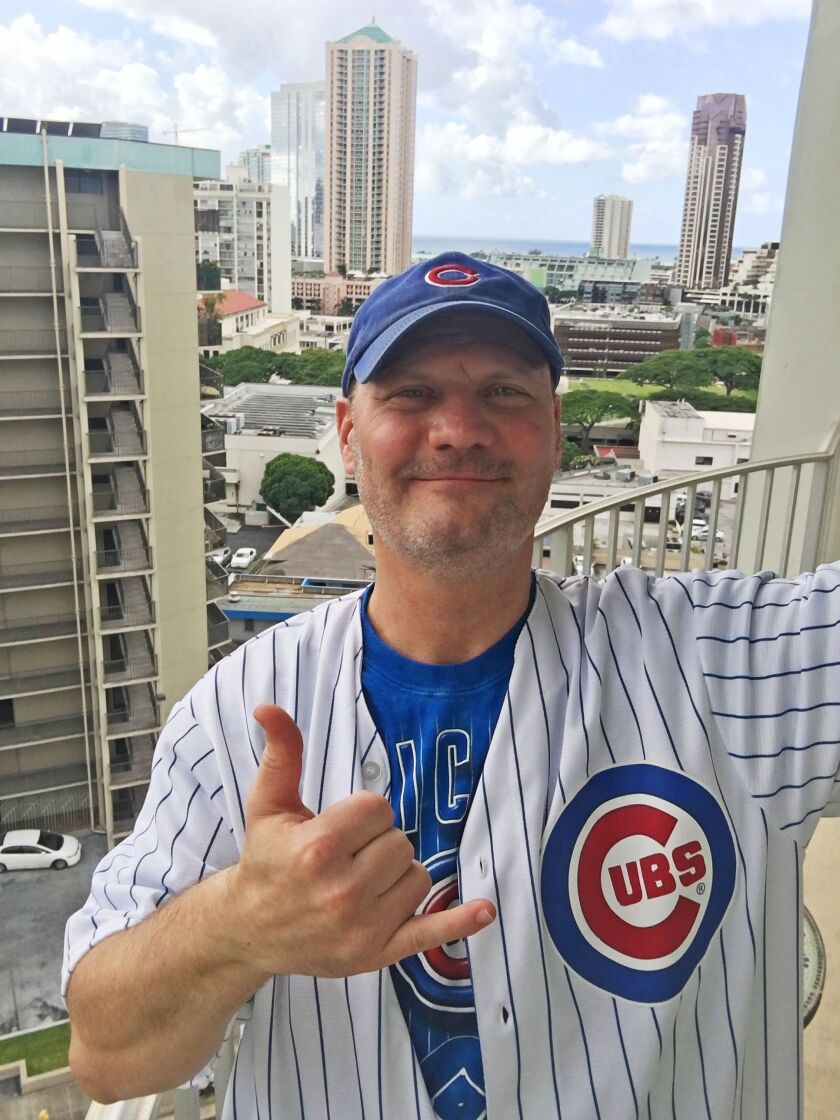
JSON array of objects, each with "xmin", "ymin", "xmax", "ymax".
[
  {"xmin": 324, "ymin": 23, "xmax": 417, "ymax": 276},
  {"xmin": 591, "ymin": 194, "xmax": 633, "ymax": 259},
  {"xmin": 0, "ymin": 119, "xmax": 230, "ymax": 847}
]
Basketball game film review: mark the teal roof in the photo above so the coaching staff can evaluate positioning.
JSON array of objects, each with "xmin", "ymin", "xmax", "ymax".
[
  {"xmin": 0, "ymin": 132, "xmax": 219, "ymax": 179},
  {"xmin": 338, "ymin": 23, "xmax": 394, "ymax": 44}
]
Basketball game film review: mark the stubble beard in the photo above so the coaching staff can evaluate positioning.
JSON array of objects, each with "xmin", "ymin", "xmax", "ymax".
[{"xmin": 351, "ymin": 441, "xmax": 555, "ymax": 580}]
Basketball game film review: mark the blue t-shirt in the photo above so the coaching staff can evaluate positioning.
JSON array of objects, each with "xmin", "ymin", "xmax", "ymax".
[{"xmin": 360, "ymin": 578, "xmax": 534, "ymax": 1120}]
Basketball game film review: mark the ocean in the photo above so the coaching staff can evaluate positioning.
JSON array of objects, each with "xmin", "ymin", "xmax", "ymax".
[{"xmin": 412, "ymin": 234, "xmax": 681, "ymax": 264}]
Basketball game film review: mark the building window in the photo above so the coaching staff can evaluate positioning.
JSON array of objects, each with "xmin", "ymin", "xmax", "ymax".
[
  {"xmin": 243, "ymin": 619, "xmax": 256, "ymax": 633},
  {"xmin": 695, "ymin": 456, "xmax": 714, "ymax": 466},
  {"xmin": 65, "ymin": 169, "xmax": 104, "ymax": 194}
]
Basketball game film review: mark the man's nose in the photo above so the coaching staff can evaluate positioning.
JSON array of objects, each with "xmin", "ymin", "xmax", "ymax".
[{"xmin": 427, "ymin": 395, "xmax": 493, "ymax": 450}]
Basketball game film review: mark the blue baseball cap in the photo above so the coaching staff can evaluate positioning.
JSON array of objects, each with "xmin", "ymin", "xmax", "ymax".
[{"xmin": 341, "ymin": 251, "xmax": 564, "ymax": 397}]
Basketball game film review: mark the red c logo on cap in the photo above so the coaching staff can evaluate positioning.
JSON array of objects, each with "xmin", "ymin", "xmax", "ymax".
[{"xmin": 425, "ymin": 264, "xmax": 480, "ymax": 287}]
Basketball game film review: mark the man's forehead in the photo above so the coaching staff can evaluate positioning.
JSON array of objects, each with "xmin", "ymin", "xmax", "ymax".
[{"xmin": 375, "ymin": 333, "xmax": 549, "ymax": 380}]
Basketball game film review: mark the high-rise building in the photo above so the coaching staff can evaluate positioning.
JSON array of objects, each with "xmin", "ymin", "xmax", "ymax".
[
  {"xmin": 194, "ymin": 166, "xmax": 291, "ymax": 312},
  {"xmin": 675, "ymin": 93, "xmax": 747, "ymax": 290},
  {"xmin": 271, "ymin": 83, "xmax": 325, "ymax": 261},
  {"xmin": 0, "ymin": 117, "xmax": 230, "ymax": 846},
  {"xmin": 591, "ymin": 194, "xmax": 633, "ymax": 258},
  {"xmin": 239, "ymin": 144, "xmax": 272, "ymax": 185},
  {"xmin": 325, "ymin": 23, "xmax": 417, "ymax": 276}
]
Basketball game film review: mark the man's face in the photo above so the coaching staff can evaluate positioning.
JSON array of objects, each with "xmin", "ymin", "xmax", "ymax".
[{"xmin": 336, "ymin": 335, "xmax": 562, "ymax": 577}]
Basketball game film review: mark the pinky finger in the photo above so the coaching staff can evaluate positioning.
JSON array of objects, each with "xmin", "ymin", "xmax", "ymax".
[{"xmin": 382, "ymin": 899, "xmax": 496, "ymax": 967}]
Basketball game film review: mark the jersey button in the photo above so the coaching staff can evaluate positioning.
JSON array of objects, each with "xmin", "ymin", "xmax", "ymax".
[{"xmin": 362, "ymin": 761, "xmax": 381, "ymax": 782}]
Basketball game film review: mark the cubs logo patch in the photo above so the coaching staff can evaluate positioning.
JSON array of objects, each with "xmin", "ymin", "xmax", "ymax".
[
  {"xmin": 541, "ymin": 764, "xmax": 736, "ymax": 1003},
  {"xmin": 425, "ymin": 263, "xmax": 480, "ymax": 287}
]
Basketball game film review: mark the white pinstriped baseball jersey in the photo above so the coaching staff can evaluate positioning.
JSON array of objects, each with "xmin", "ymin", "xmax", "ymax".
[{"xmin": 63, "ymin": 563, "xmax": 840, "ymax": 1120}]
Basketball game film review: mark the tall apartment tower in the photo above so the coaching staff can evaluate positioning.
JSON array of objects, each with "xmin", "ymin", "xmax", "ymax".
[
  {"xmin": 0, "ymin": 119, "xmax": 230, "ymax": 847},
  {"xmin": 325, "ymin": 23, "xmax": 417, "ymax": 276},
  {"xmin": 591, "ymin": 194, "xmax": 633, "ymax": 258},
  {"xmin": 271, "ymin": 83, "xmax": 325, "ymax": 261},
  {"xmin": 675, "ymin": 93, "xmax": 747, "ymax": 289},
  {"xmin": 239, "ymin": 144, "xmax": 272, "ymax": 186}
]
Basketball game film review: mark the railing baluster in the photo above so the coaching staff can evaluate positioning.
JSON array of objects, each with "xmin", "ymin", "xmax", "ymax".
[
  {"xmin": 606, "ymin": 507, "xmax": 620, "ymax": 572},
  {"xmin": 631, "ymin": 499, "xmax": 644, "ymax": 568},
  {"xmin": 655, "ymin": 490, "xmax": 670, "ymax": 577},
  {"xmin": 779, "ymin": 464, "xmax": 802, "ymax": 577},
  {"xmin": 732, "ymin": 470, "xmax": 749, "ymax": 566},
  {"xmin": 703, "ymin": 477, "xmax": 723, "ymax": 570},
  {"xmin": 754, "ymin": 469, "xmax": 775, "ymax": 573},
  {"xmin": 582, "ymin": 517, "xmax": 594, "ymax": 576}
]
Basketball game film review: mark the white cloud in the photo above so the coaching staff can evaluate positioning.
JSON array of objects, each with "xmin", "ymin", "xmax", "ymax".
[
  {"xmin": 741, "ymin": 167, "xmax": 767, "ymax": 191},
  {"xmin": 596, "ymin": 95, "xmax": 688, "ymax": 183},
  {"xmin": 598, "ymin": 0, "xmax": 811, "ymax": 42},
  {"xmin": 416, "ymin": 119, "xmax": 611, "ymax": 201}
]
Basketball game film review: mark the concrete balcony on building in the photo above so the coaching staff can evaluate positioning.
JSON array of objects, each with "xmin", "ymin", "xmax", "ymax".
[
  {"xmin": 0, "ymin": 447, "xmax": 75, "ymax": 479},
  {"xmin": 79, "ymin": 277, "xmax": 141, "ymax": 337},
  {"xmin": 0, "ymin": 712, "xmax": 88, "ymax": 751},
  {"xmin": 0, "ymin": 198, "xmax": 59, "ymax": 230},
  {"xmin": 0, "ymin": 327, "xmax": 68, "ymax": 357},
  {"xmin": 204, "ymin": 509, "xmax": 228, "ymax": 555},
  {"xmin": 84, "ymin": 347, "xmax": 144, "ymax": 399},
  {"xmin": 0, "ymin": 264, "xmax": 63, "ymax": 295},
  {"xmin": 203, "ymin": 469, "xmax": 227, "ymax": 503},
  {"xmin": 206, "ymin": 562, "xmax": 228, "ymax": 602},
  {"xmin": 0, "ymin": 504, "xmax": 78, "ymax": 537},
  {"xmin": 95, "ymin": 539, "xmax": 153, "ymax": 578},
  {"xmin": 0, "ymin": 761, "xmax": 91, "ymax": 800},
  {"xmin": 0, "ymin": 557, "xmax": 80, "ymax": 593},
  {"xmin": 105, "ymin": 683, "xmax": 160, "ymax": 738},
  {"xmin": 0, "ymin": 611, "xmax": 85, "ymax": 648},
  {"xmin": 207, "ymin": 603, "xmax": 229, "ymax": 650},
  {"xmin": 109, "ymin": 734, "xmax": 155, "ymax": 789},
  {"xmin": 0, "ymin": 387, "xmax": 72, "ymax": 419},
  {"xmin": 0, "ymin": 664, "xmax": 89, "ymax": 700},
  {"xmin": 91, "ymin": 466, "xmax": 150, "ymax": 521},
  {"xmin": 74, "ymin": 212, "xmax": 138, "ymax": 271},
  {"xmin": 201, "ymin": 424, "xmax": 226, "ymax": 455},
  {"xmin": 102, "ymin": 631, "xmax": 158, "ymax": 686},
  {"xmin": 200, "ymin": 362, "xmax": 224, "ymax": 399},
  {"xmin": 87, "ymin": 409, "xmax": 147, "ymax": 461},
  {"xmin": 99, "ymin": 578, "xmax": 155, "ymax": 632}
]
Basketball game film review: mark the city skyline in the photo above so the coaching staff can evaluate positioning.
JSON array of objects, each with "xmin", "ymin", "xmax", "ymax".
[{"xmin": 0, "ymin": 1, "xmax": 812, "ymax": 245}]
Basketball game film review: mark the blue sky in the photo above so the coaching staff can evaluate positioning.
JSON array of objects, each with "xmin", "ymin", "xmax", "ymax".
[{"xmin": 0, "ymin": 1, "xmax": 812, "ymax": 247}]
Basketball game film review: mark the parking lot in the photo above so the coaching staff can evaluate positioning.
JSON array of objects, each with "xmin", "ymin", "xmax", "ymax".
[{"xmin": 0, "ymin": 830, "xmax": 107, "ymax": 1035}]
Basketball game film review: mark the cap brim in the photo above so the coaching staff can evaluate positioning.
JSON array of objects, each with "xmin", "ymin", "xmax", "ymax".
[{"xmin": 352, "ymin": 300, "xmax": 563, "ymax": 383}]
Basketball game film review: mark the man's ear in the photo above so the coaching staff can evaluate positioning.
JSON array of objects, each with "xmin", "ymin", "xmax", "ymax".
[{"xmin": 336, "ymin": 397, "xmax": 356, "ymax": 475}]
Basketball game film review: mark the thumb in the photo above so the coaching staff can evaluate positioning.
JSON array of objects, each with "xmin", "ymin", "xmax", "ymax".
[{"xmin": 248, "ymin": 704, "xmax": 314, "ymax": 825}]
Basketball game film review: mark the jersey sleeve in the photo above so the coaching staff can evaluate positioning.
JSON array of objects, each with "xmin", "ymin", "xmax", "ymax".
[
  {"xmin": 683, "ymin": 561, "xmax": 840, "ymax": 843},
  {"xmin": 61, "ymin": 695, "xmax": 245, "ymax": 1082}
]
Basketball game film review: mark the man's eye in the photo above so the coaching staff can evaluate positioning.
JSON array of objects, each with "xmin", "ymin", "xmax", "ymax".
[
  {"xmin": 392, "ymin": 387, "xmax": 428, "ymax": 399},
  {"xmin": 491, "ymin": 385, "xmax": 526, "ymax": 397}
]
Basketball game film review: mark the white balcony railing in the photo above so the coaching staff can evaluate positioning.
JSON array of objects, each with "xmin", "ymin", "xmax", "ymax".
[{"xmin": 533, "ymin": 428, "xmax": 840, "ymax": 581}]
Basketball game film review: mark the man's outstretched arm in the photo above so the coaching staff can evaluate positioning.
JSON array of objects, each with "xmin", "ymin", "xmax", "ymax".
[{"xmin": 67, "ymin": 705, "xmax": 495, "ymax": 1103}]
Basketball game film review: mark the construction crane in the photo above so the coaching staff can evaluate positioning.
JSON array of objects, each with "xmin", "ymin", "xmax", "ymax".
[{"xmin": 163, "ymin": 124, "xmax": 214, "ymax": 145}]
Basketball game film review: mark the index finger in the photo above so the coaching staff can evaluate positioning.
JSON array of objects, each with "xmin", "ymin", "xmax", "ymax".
[{"xmin": 316, "ymin": 790, "xmax": 396, "ymax": 855}]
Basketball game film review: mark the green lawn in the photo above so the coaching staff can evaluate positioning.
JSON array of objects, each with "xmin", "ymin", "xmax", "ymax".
[
  {"xmin": 568, "ymin": 376, "xmax": 756, "ymax": 405},
  {"xmin": 0, "ymin": 1021, "xmax": 71, "ymax": 1077}
]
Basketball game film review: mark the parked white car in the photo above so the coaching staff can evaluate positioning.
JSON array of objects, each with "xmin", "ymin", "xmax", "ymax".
[
  {"xmin": 0, "ymin": 830, "xmax": 81, "ymax": 872},
  {"xmin": 229, "ymin": 547, "xmax": 257, "ymax": 570},
  {"xmin": 210, "ymin": 546, "xmax": 231, "ymax": 566}
]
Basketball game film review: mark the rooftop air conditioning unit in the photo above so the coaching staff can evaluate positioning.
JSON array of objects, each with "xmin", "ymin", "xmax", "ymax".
[{"xmin": 615, "ymin": 468, "xmax": 636, "ymax": 482}]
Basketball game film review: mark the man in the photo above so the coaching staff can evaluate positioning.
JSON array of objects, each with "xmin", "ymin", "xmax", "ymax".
[{"xmin": 64, "ymin": 253, "xmax": 840, "ymax": 1119}]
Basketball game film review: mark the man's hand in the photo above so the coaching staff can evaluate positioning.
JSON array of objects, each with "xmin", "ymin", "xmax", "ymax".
[{"xmin": 224, "ymin": 703, "xmax": 496, "ymax": 978}]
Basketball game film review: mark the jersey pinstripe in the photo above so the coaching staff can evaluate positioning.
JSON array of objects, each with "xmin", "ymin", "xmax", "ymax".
[{"xmin": 62, "ymin": 563, "xmax": 840, "ymax": 1119}]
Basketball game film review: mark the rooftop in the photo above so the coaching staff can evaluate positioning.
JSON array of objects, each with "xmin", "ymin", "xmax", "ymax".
[
  {"xmin": 198, "ymin": 291, "xmax": 264, "ymax": 318},
  {"xmin": 0, "ymin": 117, "xmax": 219, "ymax": 179},
  {"xmin": 203, "ymin": 382, "xmax": 339, "ymax": 439},
  {"xmin": 337, "ymin": 23, "xmax": 394, "ymax": 44}
]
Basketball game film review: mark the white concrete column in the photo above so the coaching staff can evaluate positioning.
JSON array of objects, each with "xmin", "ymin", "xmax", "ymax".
[
  {"xmin": 746, "ymin": 0, "xmax": 840, "ymax": 567},
  {"xmin": 270, "ymin": 184, "xmax": 292, "ymax": 314}
]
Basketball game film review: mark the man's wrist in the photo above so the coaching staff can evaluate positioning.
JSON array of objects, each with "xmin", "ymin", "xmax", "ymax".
[{"xmin": 196, "ymin": 865, "xmax": 274, "ymax": 992}]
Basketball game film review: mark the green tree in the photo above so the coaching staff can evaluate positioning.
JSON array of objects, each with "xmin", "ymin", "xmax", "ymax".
[
  {"xmin": 561, "ymin": 389, "xmax": 634, "ymax": 453},
  {"xmin": 336, "ymin": 297, "xmax": 356, "ymax": 317},
  {"xmin": 703, "ymin": 346, "xmax": 762, "ymax": 396},
  {"xmin": 694, "ymin": 328, "xmax": 711, "ymax": 349},
  {"xmin": 216, "ymin": 346, "xmax": 276, "ymax": 386},
  {"xmin": 260, "ymin": 453, "xmax": 335, "ymax": 523},
  {"xmin": 618, "ymin": 349, "xmax": 715, "ymax": 392},
  {"xmin": 649, "ymin": 388, "xmax": 757, "ymax": 412}
]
